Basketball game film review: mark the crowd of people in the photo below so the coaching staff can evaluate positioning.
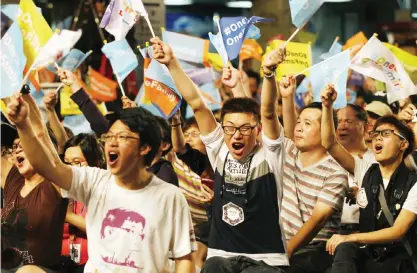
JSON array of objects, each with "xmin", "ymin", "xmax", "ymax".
[{"xmin": 1, "ymin": 35, "xmax": 417, "ymax": 273}]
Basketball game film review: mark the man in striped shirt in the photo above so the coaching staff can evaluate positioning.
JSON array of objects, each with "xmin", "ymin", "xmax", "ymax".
[{"xmin": 279, "ymin": 78, "xmax": 348, "ymax": 273}]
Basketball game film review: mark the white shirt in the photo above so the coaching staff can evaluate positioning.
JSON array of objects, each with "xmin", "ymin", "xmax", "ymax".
[
  {"xmin": 65, "ymin": 167, "xmax": 196, "ymax": 273},
  {"xmin": 403, "ymin": 183, "xmax": 417, "ymax": 215},
  {"xmin": 341, "ymin": 149, "xmax": 376, "ymax": 224}
]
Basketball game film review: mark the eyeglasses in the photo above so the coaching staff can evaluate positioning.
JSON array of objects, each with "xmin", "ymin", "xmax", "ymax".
[
  {"xmin": 100, "ymin": 133, "xmax": 139, "ymax": 143},
  {"xmin": 64, "ymin": 161, "xmax": 86, "ymax": 167},
  {"xmin": 369, "ymin": 129, "xmax": 406, "ymax": 140},
  {"xmin": 184, "ymin": 132, "xmax": 200, "ymax": 138},
  {"xmin": 222, "ymin": 123, "xmax": 258, "ymax": 136}
]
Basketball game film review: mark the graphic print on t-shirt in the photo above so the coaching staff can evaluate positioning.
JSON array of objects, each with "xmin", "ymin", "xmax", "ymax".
[
  {"xmin": 100, "ymin": 208, "xmax": 146, "ymax": 269},
  {"xmin": 224, "ymin": 158, "xmax": 251, "ymax": 190}
]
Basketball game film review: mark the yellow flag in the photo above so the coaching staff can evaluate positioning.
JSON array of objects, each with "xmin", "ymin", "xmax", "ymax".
[
  {"xmin": 207, "ymin": 53, "xmax": 224, "ymax": 72},
  {"xmin": 60, "ymin": 86, "xmax": 107, "ymax": 116},
  {"xmin": 343, "ymin": 31, "xmax": 368, "ymax": 50},
  {"xmin": 18, "ymin": 0, "xmax": 53, "ymax": 68},
  {"xmin": 383, "ymin": 43, "xmax": 417, "ymax": 83},
  {"xmin": 263, "ymin": 40, "xmax": 312, "ymax": 81}
]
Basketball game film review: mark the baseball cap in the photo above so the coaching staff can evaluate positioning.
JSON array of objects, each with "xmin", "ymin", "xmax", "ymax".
[{"xmin": 365, "ymin": 101, "xmax": 393, "ymax": 117}]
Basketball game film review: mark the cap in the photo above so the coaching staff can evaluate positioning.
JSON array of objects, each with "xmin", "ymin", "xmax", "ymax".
[{"xmin": 365, "ymin": 101, "xmax": 393, "ymax": 117}]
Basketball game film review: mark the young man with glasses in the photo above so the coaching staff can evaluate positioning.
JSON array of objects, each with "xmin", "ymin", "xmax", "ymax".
[
  {"xmin": 6, "ymin": 79, "xmax": 196, "ymax": 272},
  {"xmin": 151, "ymin": 37, "xmax": 289, "ymax": 272},
  {"xmin": 321, "ymin": 86, "xmax": 417, "ymax": 273}
]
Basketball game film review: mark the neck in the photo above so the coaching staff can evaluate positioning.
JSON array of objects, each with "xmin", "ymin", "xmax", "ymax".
[
  {"xmin": 379, "ymin": 156, "xmax": 403, "ymax": 180},
  {"xmin": 115, "ymin": 165, "xmax": 153, "ymax": 191},
  {"xmin": 24, "ymin": 172, "xmax": 44, "ymax": 186},
  {"xmin": 343, "ymin": 140, "xmax": 368, "ymax": 156},
  {"xmin": 299, "ymin": 147, "xmax": 328, "ymax": 168}
]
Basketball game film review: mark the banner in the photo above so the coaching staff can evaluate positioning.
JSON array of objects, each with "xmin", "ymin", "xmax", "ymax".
[
  {"xmin": 265, "ymin": 40, "xmax": 312, "ymax": 81},
  {"xmin": 60, "ymin": 85, "xmax": 107, "ymax": 116},
  {"xmin": 239, "ymin": 39, "xmax": 263, "ymax": 62},
  {"xmin": 289, "ymin": 0, "xmax": 324, "ymax": 28},
  {"xmin": 311, "ymin": 50, "xmax": 351, "ymax": 109},
  {"xmin": 219, "ymin": 16, "xmax": 273, "ymax": 61},
  {"xmin": 320, "ymin": 41, "xmax": 343, "ymax": 60},
  {"xmin": 1, "ymin": 22, "xmax": 27, "ymax": 98},
  {"xmin": 33, "ymin": 29, "xmax": 82, "ymax": 69},
  {"xmin": 351, "ymin": 36, "xmax": 417, "ymax": 103},
  {"xmin": 383, "ymin": 43, "xmax": 417, "ymax": 82},
  {"xmin": 88, "ymin": 67, "xmax": 118, "ymax": 102},
  {"xmin": 343, "ymin": 31, "xmax": 367, "ymax": 50},
  {"xmin": 162, "ymin": 30, "xmax": 209, "ymax": 65},
  {"xmin": 144, "ymin": 59, "xmax": 182, "ymax": 119},
  {"xmin": 17, "ymin": 0, "xmax": 53, "ymax": 68},
  {"xmin": 102, "ymin": 39, "xmax": 138, "ymax": 82},
  {"xmin": 100, "ymin": 0, "xmax": 147, "ymax": 40},
  {"xmin": 297, "ymin": 31, "xmax": 318, "ymax": 45},
  {"xmin": 48, "ymin": 49, "xmax": 91, "ymax": 73}
]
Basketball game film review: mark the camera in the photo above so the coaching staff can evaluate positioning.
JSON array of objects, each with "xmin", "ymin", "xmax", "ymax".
[{"xmin": 370, "ymin": 246, "xmax": 389, "ymax": 262}]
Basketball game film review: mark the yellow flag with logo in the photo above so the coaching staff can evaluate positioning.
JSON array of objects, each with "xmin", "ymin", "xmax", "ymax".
[
  {"xmin": 60, "ymin": 86, "xmax": 107, "ymax": 116},
  {"xmin": 263, "ymin": 40, "xmax": 312, "ymax": 81},
  {"xmin": 383, "ymin": 43, "xmax": 417, "ymax": 83},
  {"xmin": 18, "ymin": 0, "xmax": 53, "ymax": 68}
]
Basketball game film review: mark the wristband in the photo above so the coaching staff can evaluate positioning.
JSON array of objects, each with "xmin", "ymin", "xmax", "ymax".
[
  {"xmin": 264, "ymin": 72, "xmax": 275, "ymax": 79},
  {"xmin": 171, "ymin": 122, "xmax": 182, "ymax": 128}
]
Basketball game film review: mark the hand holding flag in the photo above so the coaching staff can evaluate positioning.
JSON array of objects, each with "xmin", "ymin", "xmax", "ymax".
[
  {"xmin": 55, "ymin": 64, "xmax": 82, "ymax": 92},
  {"xmin": 151, "ymin": 37, "xmax": 175, "ymax": 66},
  {"xmin": 279, "ymin": 76, "xmax": 296, "ymax": 98},
  {"xmin": 222, "ymin": 66, "xmax": 240, "ymax": 89},
  {"xmin": 320, "ymin": 84, "xmax": 337, "ymax": 108},
  {"xmin": 262, "ymin": 45, "xmax": 287, "ymax": 77}
]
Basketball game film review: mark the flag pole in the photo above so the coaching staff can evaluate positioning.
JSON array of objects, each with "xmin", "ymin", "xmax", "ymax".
[
  {"xmin": 214, "ymin": 16, "xmax": 228, "ymax": 66},
  {"xmin": 284, "ymin": 27, "xmax": 301, "ymax": 47},
  {"xmin": 117, "ymin": 77, "xmax": 126, "ymax": 97},
  {"xmin": 144, "ymin": 16, "xmax": 156, "ymax": 38},
  {"xmin": 329, "ymin": 36, "xmax": 340, "ymax": 52}
]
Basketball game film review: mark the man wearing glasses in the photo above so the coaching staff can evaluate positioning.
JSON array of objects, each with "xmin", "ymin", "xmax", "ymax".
[
  {"xmin": 151, "ymin": 36, "xmax": 289, "ymax": 272},
  {"xmin": 6, "ymin": 89, "xmax": 197, "ymax": 271},
  {"xmin": 321, "ymin": 86, "xmax": 417, "ymax": 273}
]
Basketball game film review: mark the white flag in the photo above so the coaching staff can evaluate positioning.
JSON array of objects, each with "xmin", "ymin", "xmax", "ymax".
[
  {"xmin": 350, "ymin": 36, "xmax": 417, "ymax": 104},
  {"xmin": 33, "ymin": 29, "xmax": 82, "ymax": 69},
  {"xmin": 100, "ymin": 0, "xmax": 148, "ymax": 40}
]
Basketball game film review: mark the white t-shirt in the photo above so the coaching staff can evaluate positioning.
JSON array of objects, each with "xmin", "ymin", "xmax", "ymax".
[
  {"xmin": 341, "ymin": 149, "xmax": 376, "ymax": 224},
  {"xmin": 65, "ymin": 167, "xmax": 196, "ymax": 273},
  {"xmin": 403, "ymin": 183, "xmax": 417, "ymax": 215}
]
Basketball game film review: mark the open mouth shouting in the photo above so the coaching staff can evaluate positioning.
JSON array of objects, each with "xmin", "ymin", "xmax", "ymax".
[
  {"xmin": 231, "ymin": 142, "xmax": 245, "ymax": 157},
  {"xmin": 107, "ymin": 151, "xmax": 120, "ymax": 166},
  {"xmin": 373, "ymin": 143, "xmax": 383, "ymax": 154},
  {"xmin": 15, "ymin": 155, "xmax": 25, "ymax": 167}
]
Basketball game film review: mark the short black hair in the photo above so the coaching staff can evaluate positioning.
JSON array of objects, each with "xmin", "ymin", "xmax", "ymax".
[
  {"xmin": 300, "ymin": 102, "xmax": 338, "ymax": 129},
  {"xmin": 246, "ymin": 70, "xmax": 260, "ymax": 85},
  {"xmin": 373, "ymin": 115, "xmax": 415, "ymax": 158},
  {"xmin": 64, "ymin": 134, "xmax": 106, "ymax": 169},
  {"xmin": 154, "ymin": 116, "xmax": 172, "ymax": 157},
  {"xmin": 342, "ymin": 104, "xmax": 369, "ymax": 124},
  {"xmin": 221, "ymin": 98, "xmax": 260, "ymax": 123},
  {"xmin": 184, "ymin": 117, "xmax": 198, "ymax": 132},
  {"xmin": 107, "ymin": 107, "xmax": 161, "ymax": 166}
]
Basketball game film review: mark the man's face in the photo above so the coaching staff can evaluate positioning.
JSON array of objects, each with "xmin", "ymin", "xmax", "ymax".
[
  {"xmin": 336, "ymin": 107, "xmax": 366, "ymax": 147},
  {"xmin": 104, "ymin": 120, "xmax": 143, "ymax": 175},
  {"xmin": 294, "ymin": 108, "xmax": 322, "ymax": 151},
  {"xmin": 184, "ymin": 125, "xmax": 205, "ymax": 154},
  {"xmin": 222, "ymin": 112, "xmax": 259, "ymax": 160},
  {"xmin": 248, "ymin": 77, "xmax": 259, "ymax": 96},
  {"xmin": 371, "ymin": 124, "xmax": 407, "ymax": 164},
  {"xmin": 12, "ymin": 138, "xmax": 36, "ymax": 177}
]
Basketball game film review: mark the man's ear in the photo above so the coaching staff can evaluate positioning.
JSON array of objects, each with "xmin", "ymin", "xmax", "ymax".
[
  {"xmin": 256, "ymin": 123, "xmax": 262, "ymax": 136},
  {"xmin": 139, "ymin": 144, "xmax": 152, "ymax": 158},
  {"xmin": 400, "ymin": 140, "xmax": 409, "ymax": 153},
  {"xmin": 161, "ymin": 142, "xmax": 171, "ymax": 152}
]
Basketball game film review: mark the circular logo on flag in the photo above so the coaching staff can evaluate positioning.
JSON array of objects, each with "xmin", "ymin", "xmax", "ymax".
[{"xmin": 222, "ymin": 202, "xmax": 244, "ymax": 226}]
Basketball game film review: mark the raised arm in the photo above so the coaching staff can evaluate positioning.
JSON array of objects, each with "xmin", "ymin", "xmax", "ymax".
[
  {"xmin": 7, "ymin": 94, "xmax": 73, "ymax": 191},
  {"xmin": 260, "ymin": 46, "xmax": 286, "ymax": 140},
  {"xmin": 151, "ymin": 37, "xmax": 217, "ymax": 136},
  {"xmin": 222, "ymin": 65, "xmax": 249, "ymax": 98},
  {"xmin": 279, "ymin": 76, "xmax": 297, "ymax": 140},
  {"xmin": 44, "ymin": 90, "xmax": 69, "ymax": 154},
  {"xmin": 321, "ymin": 85, "xmax": 355, "ymax": 174},
  {"xmin": 171, "ymin": 111, "xmax": 187, "ymax": 154}
]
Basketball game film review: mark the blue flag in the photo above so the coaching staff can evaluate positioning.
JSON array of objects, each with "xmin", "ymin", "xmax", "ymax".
[
  {"xmin": 320, "ymin": 41, "xmax": 343, "ymax": 60},
  {"xmin": 208, "ymin": 31, "xmax": 228, "ymax": 65},
  {"xmin": 219, "ymin": 16, "xmax": 273, "ymax": 61},
  {"xmin": 289, "ymin": 0, "xmax": 324, "ymax": 28},
  {"xmin": 1, "ymin": 22, "xmax": 26, "ymax": 98},
  {"xmin": 47, "ymin": 49, "xmax": 91, "ymax": 73},
  {"xmin": 1, "ymin": 4, "xmax": 42, "ymax": 21},
  {"xmin": 296, "ymin": 77, "xmax": 310, "ymax": 94},
  {"xmin": 102, "ymin": 39, "xmax": 138, "ymax": 82},
  {"xmin": 311, "ymin": 50, "xmax": 350, "ymax": 109}
]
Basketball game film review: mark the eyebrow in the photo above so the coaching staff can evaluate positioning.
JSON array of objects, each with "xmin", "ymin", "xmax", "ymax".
[{"xmin": 224, "ymin": 121, "xmax": 252, "ymax": 126}]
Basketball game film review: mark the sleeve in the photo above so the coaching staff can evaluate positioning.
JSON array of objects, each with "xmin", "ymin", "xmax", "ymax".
[
  {"xmin": 64, "ymin": 166, "xmax": 107, "ymax": 205},
  {"xmin": 176, "ymin": 144, "xmax": 207, "ymax": 176},
  {"xmin": 403, "ymin": 183, "xmax": 417, "ymax": 215},
  {"xmin": 261, "ymin": 125, "xmax": 285, "ymax": 153},
  {"xmin": 170, "ymin": 191, "xmax": 197, "ymax": 258},
  {"xmin": 406, "ymin": 151, "xmax": 417, "ymax": 172},
  {"xmin": 158, "ymin": 163, "xmax": 179, "ymax": 187},
  {"xmin": 199, "ymin": 123, "xmax": 224, "ymax": 170},
  {"xmin": 70, "ymin": 89, "xmax": 110, "ymax": 136},
  {"xmin": 318, "ymin": 171, "xmax": 348, "ymax": 212}
]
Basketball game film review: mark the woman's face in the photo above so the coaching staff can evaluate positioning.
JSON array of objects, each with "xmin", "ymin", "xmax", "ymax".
[{"xmin": 64, "ymin": 146, "xmax": 88, "ymax": 167}]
